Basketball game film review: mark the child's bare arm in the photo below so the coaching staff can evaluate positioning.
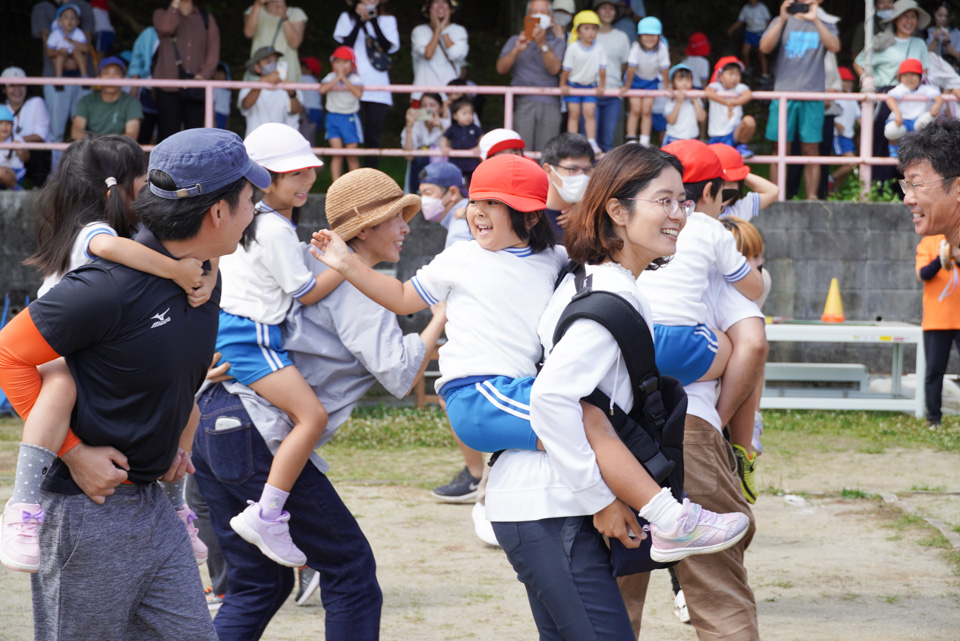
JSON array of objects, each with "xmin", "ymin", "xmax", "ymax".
[
  {"xmin": 88, "ymin": 234, "xmax": 203, "ymax": 295},
  {"xmin": 559, "ymin": 69, "xmax": 570, "ymax": 95},
  {"xmin": 310, "ymin": 229, "xmax": 429, "ymax": 315},
  {"xmin": 886, "ymin": 97, "xmax": 902, "ymax": 124},
  {"xmin": 728, "ymin": 19, "xmax": 744, "ymax": 36},
  {"xmin": 744, "ymin": 173, "xmax": 780, "ymax": 209},
  {"xmin": 733, "ymin": 88, "xmax": 753, "ymax": 105},
  {"xmin": 318, "ymin": 78, "xmax": 337, "ymax": 94},
  {"xmin": 297, "ymin": 269, "xmax": 346, "ymax": 306},
  {"xmin": 187, "ymin": 257, "xmax": 219, "ymax": 308},
  {"xmin": 931, "ymin": 94, "xmax": 945, "ymax": 117},
  {"xmin": 620, "ymin": 67, "xmax": 636, "ymax": 95},
  {"xmin": 731, "ymin": 267, "xmax": 764, "ymax": 301},
  {"xmin": 703, "ymin": 85, "xmax": 723, "ymax": 104},
  {"xmin": 693, "ymin": 97, "xmax": 707, "ymax": 122},
  {"xmin": 341, "ymin": 75, "xmax": 364, "ymax": 99},
  {"xmin": 665, "ymin": 97, "xmax": 682, "ymax": 124},
  {"xmin": 660, "ymin": 68, "xmax": 669, "ymax": 89}
]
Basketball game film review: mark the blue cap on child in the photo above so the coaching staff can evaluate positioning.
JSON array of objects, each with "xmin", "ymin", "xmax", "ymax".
[
  {"xmin": 0, "ymin": 105, "xmax": 14, "ymax": 123},
  {"xmin": 638, "ymin": 16, "xmax": 662, "ymax": 36},
  {"xmin": 419, "ymin": 162, "xmax": 466, "ymax": 196}
]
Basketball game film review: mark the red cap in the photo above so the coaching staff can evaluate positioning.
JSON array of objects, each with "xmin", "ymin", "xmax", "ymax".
[
  {"xmin": 469, "ymin": 154, "xmax": 548, "ymax": 212},
  {"xmin": 330, "ymin": 46, "xmax": 356, "ymax": 66},
  {"xmin": 838, "ymin": 66, "xmax": 855, "ymax": 82},
  {"xmin": 898, "ymin": 58, "xmax": 923, "ymax": 77},
  {"xmin": 711, "ymin": 56, "xmax": 745, "ymax": 83},
  {"xmin": 709, "ymin": 143, "xmax": 750, "ymax": 182},
  {"xmin": 300, "ymin": 56, "xmax": 322, "ymax": 78},
  {"xmin": 685, "ymin": 32, "xmax": 711, "ymax": 58},
  {"xmin": 662, "ymin": 139, "xmax": 724, "ymax": 184}
]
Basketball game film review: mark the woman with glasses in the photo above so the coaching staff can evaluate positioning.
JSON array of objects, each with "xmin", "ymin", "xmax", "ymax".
[{"xmin": 483, "ymin": 143, "xmax": 750, "ymax": 641}]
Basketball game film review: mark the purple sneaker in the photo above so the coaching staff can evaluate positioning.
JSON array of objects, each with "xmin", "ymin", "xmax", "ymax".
[
  {"xmin": 1, "ymin": 501, "xmax": 44, "ymax": 573},
  {"xmin": 175, "ymin": 504, "xmax": 208, "ymax": 566},
  {"xmin": 230, "ymin": 501, "xmax": 306, "ymax": 568},
  {"xmin": 649, "ymin": 499, "xmax": 750, "ymax": 563}
]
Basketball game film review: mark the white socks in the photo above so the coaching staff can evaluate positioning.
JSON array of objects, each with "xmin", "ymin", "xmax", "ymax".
[{"xmin": 638, "ymin": 487, "xmax": 683, "ymax": 529}]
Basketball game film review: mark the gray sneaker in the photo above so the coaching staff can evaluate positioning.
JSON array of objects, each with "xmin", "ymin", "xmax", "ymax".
[
  {"xmin": 430, "ymin": 466, "xmax": 481, "ymax": 503},
  {"xmin": 295, "ymin": 566, "xmax": 320, "ymax": 606}
]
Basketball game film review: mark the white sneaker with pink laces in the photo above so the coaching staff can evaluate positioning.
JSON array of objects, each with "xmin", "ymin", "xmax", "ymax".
[
  {"xmin": 230, "ymin": 501, "xmax": 306, "ymax": 568},
  {"xmin": 649, "ymin": 499, "xmax": 750, "ymax": 563},
  {"xmin": 175, "ymin": 504, "xmax": 208, "ymax": 566},
  {"xmin": 1, "ymin": 501, "xmax": 44, "ymax": 573}
]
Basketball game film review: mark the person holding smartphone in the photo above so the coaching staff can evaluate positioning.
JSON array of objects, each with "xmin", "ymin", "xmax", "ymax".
[
  {"xmin": 243, "ymin": 0, "xmax": 308, "ymax": 84},
  {"xmin": 333, "ymin": 0, "xmax": 401, "ymax": 169}
]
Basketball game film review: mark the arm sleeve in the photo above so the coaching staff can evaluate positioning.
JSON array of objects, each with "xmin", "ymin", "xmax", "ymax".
[
  {"xmin": 530, "ymin": 319, "xmax": 619, "ymax": 514},
  {"xmin": 371, "ymin": 16, "xmax": 400, "ymax": 55},
  {"xmin": 332, "ymin": 292, "xmax": 426, "ymax": 398},
  {"xmin": 74, "ymin": 95, "xmax": 90, "ymax": 120},
  {"xmin": 715, "ymin": 225, "xmax": 751, "ymax": 281},
  {"xmin": 79, "ymin": 223, "xmax": 118, "ymax": 260},
  {"xmin": 333, "ymin": 12, "xmax": 360, "ymax": 46},
  {"xmin": 498, "ymin": 36, "xmax": 517, "ymax": 60},
  {"xmin": 887, "ymin": 84, "xmax": 907, "ymax": 99},
  {"xmin": 920, "ymin": 257, "xmax": 942, "ymax": 281},
  {"xmin": 410, "ymin": 246, "xmax": 458, "ymax": 306},
  {"xmin": 658, "ymin": 43, "xmax": 671, "ymax": 69},
  {"xmin": 626, "ymin": 43, "xmax": 639, "ymax": 67},
  {"xmin": 256, "ymin": 224, "xmax": 317, "ymax": 299},
  {"xmin": 917, "ymin": 236, "xmax": 940, "ymax": 272},
  {"xmin": 199, "ymin": 13, "xmax": 220, "ymax": 80},
  {"xmin": 738, "ymin": 6, "xmax": 747, "ymax": 22},
  {"xmin": 446, "ymin": 25, "xmax": 469, "ymax": 62},
  {"xmin": 25, "ymin": 99, "xmax": 51, "ymax": 141},
  {"xmin": 0, "ymin": 308, "xmax": 61, "ymax": 422},
  {"xmin": 561, "ymin": 45, "xmax": 574, "ymax": 71},
  {"xmin": 153, "ymin": 7, "xmax": 180, "ymax": 36},
  {"xmin": 31, "ymin": 5, "xmax": 49, "ymax": 39},
  {"xmin": 410, "ymin": 24, "xmax": 429, "ymax": 57}
]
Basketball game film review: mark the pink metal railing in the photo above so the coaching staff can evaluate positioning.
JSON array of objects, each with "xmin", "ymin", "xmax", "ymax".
[{"xmin": 1, "ymin": 76, "xmax": 950, "ymax": 200}]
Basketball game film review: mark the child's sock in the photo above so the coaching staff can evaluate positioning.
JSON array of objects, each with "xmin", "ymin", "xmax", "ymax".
[
  {"xmin": 639, "ymin": 134, "xmax": 651, "ymax": 147},
  {"xmin": 638, "ymin": 487, "xmax": 683, "ymax": 529},
  {"xmin": 11, "ymin": 443, "xmax": 57, "ymax": 504},
  {"xmin": 159, "ymin": 477, "xmax": 187, "ymax": 509},
  {"xmin": 626, "ymin": 135, "xmax": 639, "ymax": 144},
  {"xmin": 258, "ymin": 483, "xmax": 290, "ymax": 522}
]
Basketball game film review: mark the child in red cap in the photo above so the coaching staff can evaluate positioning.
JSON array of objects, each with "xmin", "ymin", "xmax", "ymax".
[
  {"xmin": 884, "ymin": 58, "xmax": 944, "ymax": 158},
  {"xmin": 639, "ymin": 139, "xmax": 766, "ymax": 504},
  {"xmin": 704, "ymin": 57, "xmax": 755, "ymax": 158},
  {"xmin": 313, "ymin": 152, "xmax": 750, "ymax": 564},
  {"xmin": 320, "ymin": 46, "xmax": 364, "ymax": 181}
]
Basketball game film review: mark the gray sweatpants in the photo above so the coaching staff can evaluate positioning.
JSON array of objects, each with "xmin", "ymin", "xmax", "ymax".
[
  {"xmin": 513, "ymin": 97, "xmax": 563, "ymax": 152},
  {"xmin": 31, "ymin": 482, "xmax": 217, "ymax": 641}
]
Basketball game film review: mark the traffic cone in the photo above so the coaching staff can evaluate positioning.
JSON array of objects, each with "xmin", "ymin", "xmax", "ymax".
[{"xmin": 821, "ymin": 278, "xmax": 845, "ymax": 323}]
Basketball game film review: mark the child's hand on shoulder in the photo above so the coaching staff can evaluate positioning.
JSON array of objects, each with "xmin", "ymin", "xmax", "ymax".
[
  {"xmin": 172, "ymin": 257, "xmax": 204, "ymax": 296},
  {"xmin": 310, "ymin": 229, "xmax": 353, "ymax": 273},
  {"xmin": 187, "ymin": 267, "xmax": 217, "ymax": 308}
]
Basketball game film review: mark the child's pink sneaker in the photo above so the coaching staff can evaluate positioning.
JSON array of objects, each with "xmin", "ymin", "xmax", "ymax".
[
  {"xmin": 230, "ymin": 501, "xmax": 306, "ymax": 568},
  {"xmin": 649, "ymin": 499, "xmax": 750, "ymax": 563},
  {"xmin": 0, "ymin": 501, "xmax": 44, "ymax": 573},
  {"xmin": 175, "ymin": 504, "xmax": 208, "ymax": 566}
]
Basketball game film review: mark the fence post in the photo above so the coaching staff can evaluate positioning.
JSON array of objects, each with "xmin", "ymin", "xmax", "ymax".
[
  {"xmin": 504, "ymin": 88, "xmax": 514, "ymax": 131},
  {"xmin": 204, "ymin": 85, "xmax": 215, "ymax": 129},
  {"xmin": 859, "ymin": 97, "xmax": 874, "ymax": 201},
  {"xmin": 776, "ymin": 98, "xmax": 788, "ymax": 201}
]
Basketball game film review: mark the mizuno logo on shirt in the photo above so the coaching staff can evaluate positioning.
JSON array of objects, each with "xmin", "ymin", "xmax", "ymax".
[{"xmin": 151, "ymin": 308, "xmax": 171, "ymax": 329}]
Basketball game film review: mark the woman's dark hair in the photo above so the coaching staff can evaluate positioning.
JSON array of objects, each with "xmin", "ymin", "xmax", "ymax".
[
  {"xmin": 346, "ymin": 0, "xmax": 391, "ymax": 16},
  {"xmin": 564, "ymin": 144, "xmax": 683, "ymax": 269},
  {"xmin": 421, "ymin": 93, "xmax": 443, "ymax": 109},
  {"xmin": 24, "ymin": 135, "xmax": 147, "ymax": 277},
  {"xmin": 449, "ymin": 96, "xmax": 473, "ymax": 117},
  {"xmin": 684, "ymin": 177, "xmax": 724, "ymax": 206},
  {"xmin": 134, "ymin": 171, "xmax": 249, "ymax": 242},
  {"xmin": 505, "ymin": 205, "xmax": 556, "ymax": 253}
]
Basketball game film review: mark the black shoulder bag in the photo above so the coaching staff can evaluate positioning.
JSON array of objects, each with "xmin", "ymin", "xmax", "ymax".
[{"xmin": 551, "ymin": 262, "xmax": 688, "ymax": 576}]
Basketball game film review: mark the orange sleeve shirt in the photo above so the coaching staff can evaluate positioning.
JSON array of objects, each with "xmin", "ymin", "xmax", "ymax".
[{"xmin": 916, "ymin": 234, "xmax": 960, "ymax": 330}]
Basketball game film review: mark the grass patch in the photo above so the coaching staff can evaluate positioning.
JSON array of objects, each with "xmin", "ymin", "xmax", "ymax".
[
  {"xmin": 839, "ymin": 488, "xmax": 874, "ymax": 500},
  {"xmin": 331, "ymin": 404, "xmax": 455, "ymax": 449}
]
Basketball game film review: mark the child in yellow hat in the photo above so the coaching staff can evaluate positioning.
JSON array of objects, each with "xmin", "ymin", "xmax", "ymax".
[{"xmin": 560, "ymin": 10, "xmax": 606, "ymax": 154}]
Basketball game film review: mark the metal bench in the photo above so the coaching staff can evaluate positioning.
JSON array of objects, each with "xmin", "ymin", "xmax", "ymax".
[{"xmin": 763, "ymin": 362, "xmax": 870, "ymax": 392}]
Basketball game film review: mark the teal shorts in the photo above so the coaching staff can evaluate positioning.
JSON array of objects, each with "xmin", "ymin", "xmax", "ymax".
[{"xmin": 765, "ymin": 99, "xmax": 824, "ymax": 144}]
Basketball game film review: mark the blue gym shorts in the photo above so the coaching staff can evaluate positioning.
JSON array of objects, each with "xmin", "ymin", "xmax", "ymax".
[
  {"xmin": 564, "ymin": 81, "xmax": 599, "ymax": 104},
  {"xmin": 709, "ymin": 133, "xmax": 736, "ymax": 147},
  {"xmin": 833, "ymin": 135, "xmax": 855, "ymax": 155},
  {"xmin": 440, "ymin": 376, "xmax": 540, "ymax": 452},
  {"xmin": 744, "ymin": 30, "xmax": 762, "ymax": 48},
  {"xmin": 325, "ymin": 111, "xmax": 364, "ymax": 145},
  {"xmin": 628, "ymin": 75, "xmax": 660, "ymax": 91},
  {"xmin": 215, "ymin": 310, "xmax": 293, "ymax": 386},
  {"xmin": 652, "ymin": 323, "xmax": 719, "ymax": 386}
]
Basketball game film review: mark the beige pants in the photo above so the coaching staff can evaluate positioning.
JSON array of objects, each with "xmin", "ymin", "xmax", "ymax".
[{"xmin": 619, "ymin": 414, "xmax": 759, "ymax": 641}]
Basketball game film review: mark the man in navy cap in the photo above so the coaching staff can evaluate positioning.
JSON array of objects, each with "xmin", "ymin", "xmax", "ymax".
[
  {"xmin": 418, "ymin": 161, "xmax": 472, "ymax": 249},
  {"xmin": 0, "ymin": 128, "xmax": 269, "ymax": 640}
]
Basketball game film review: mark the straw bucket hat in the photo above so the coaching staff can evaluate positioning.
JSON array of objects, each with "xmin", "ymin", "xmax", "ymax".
[{"xmin": 324, "ymin": 169, "xmax": 421, "ymax": 241}]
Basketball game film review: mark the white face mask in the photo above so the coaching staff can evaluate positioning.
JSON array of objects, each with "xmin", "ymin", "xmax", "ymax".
[
  {"xmin": 420, "ymin": 195, "xmax": 447, "ymax": 222},
  {"xmin": 550, "ymin": 166, "xmax": 589, "ymax": 204},
  {"xmin": 552, "ymin": 11, "xmax": 572, "ymax": 28},
  {"xmin": 877, "ymin": 9, "xmax": 894, "ymax": 20},
  {"xmin": 260, "ymin": 60, "xmax": 278, "ymax": 76}
]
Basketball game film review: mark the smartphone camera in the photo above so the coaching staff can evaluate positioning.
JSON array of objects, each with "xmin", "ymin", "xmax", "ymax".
[
  {"xmin": 366, "ymin": 5, "xmax": 377, "ymax": 17},
  {"xmin": 787, "ymin": 2, "xmax": 809, "ymax": 14}
]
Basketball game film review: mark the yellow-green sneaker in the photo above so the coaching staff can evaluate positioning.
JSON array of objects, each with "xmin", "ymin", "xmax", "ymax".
[{"xmin": 732, "ymin": 444, "xmax": 757, "ymax": 504}]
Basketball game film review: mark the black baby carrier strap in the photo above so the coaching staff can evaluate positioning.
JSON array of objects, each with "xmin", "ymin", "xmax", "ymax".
[{"xmin": 552, "ymin": 261, "xmax": 687, "ymax": 576}]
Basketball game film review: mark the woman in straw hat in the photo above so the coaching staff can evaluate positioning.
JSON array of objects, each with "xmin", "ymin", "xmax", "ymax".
[{"xmin": 192, "ymin": 166, "xmax": 445, "ymax": 639}]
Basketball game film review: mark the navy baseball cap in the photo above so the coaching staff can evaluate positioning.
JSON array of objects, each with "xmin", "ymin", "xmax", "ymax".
[
  {"xmin": 98, "ymin": 56, "xmax": 127, "ymax": 73},
  {"xmin": 419, "ymin": 161, "xmax": 466, "ymax": 196},
  {"xmin": 149, "ymin": 129, "xmax": 271, "ymax": 199}
]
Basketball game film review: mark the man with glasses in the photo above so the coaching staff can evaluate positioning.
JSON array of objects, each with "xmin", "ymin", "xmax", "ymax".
[
  {"xmin": 899, "ymin": 120, "xmax": 960, "ymax": 246},
  {"xmin": 541, "ymin": 132, "xmax": 595, "ymax": 239}
]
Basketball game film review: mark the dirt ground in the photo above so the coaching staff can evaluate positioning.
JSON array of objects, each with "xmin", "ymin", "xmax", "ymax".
[{"xmin": 0, "ymin": 446, "xmax": 958, "ymax": 640}]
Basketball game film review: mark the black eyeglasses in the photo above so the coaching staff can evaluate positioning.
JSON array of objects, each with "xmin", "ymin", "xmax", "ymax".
[{"xmin": 623, "ymin": 197, "xmax": 695, "ymax": 217}]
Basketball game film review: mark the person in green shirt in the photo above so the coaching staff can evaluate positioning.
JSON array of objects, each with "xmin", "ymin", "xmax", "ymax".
[{"xmin": 71, "ymin": 56, "xmax": 143, "ymax": 141}]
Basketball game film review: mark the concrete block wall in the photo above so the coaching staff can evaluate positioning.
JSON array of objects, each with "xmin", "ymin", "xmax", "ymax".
[{"xmin": 1, "ymin": 193, "xmax": 954, "ymax": 375}]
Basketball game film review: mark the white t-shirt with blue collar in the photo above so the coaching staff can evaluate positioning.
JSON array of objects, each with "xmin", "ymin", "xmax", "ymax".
[
  {"xmin": 219, "ymin": 203, "xmax": 316, "ymax": 325},
  {"xmin": 410, "ymin": 241, "xmax": 567, "ymax": 392}
]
